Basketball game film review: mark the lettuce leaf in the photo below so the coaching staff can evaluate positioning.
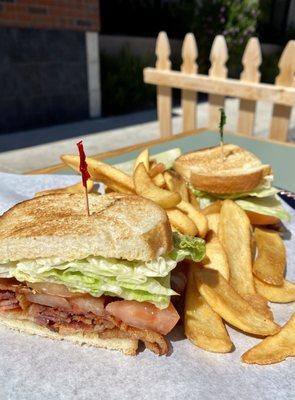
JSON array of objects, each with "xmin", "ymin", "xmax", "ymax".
[
  {"xmin": 10, "ymin": 255, "xmax": 180, "ymax": 309},
  {"xmin": 15, "ymin": 255, "xmax": 178, "ymax": 281},
  {"xmin": 2, "ymin": 233, "xmax": 205, "ymax": 309},
  {"xmin": 236, "ymin": 196, "xmax": 291, "ymax": 222},
  {"xmin": 190, "ymin": 177, "xmax": 291, "ymax": 222},
  {"xmin": 170, "ymin": 233, "xmax": 206, "ymax": 262},
  {"xmin": 0, "ymin": 263, "xmax": 12, "ymax": 277},
  {"xmin": 189, "ymin": 177, "xmax": 278, "ymax": 201}
]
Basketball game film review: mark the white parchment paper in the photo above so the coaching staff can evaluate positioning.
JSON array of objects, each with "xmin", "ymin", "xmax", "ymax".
[{"xmin": 0, "ymin": 172, "xmax": 294, "ymax": 400}]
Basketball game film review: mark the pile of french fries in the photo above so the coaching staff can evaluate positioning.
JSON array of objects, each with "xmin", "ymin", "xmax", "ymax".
[
  {"xmin": 61, "ymin": 149, "xmax": 208, "ymax": 238},
  {"xmin": 35, "ymin": 180, "xmax": 95, "ymax": 197},
  {"xmin": 37, "ymin": 148, "xmax": 294, "ymax": 365},
  {"xmin": 186, "ymin": 199, "xmax": 295, "ymax": 365}
]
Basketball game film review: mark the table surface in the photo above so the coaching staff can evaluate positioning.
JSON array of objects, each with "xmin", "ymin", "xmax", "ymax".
[
  {"xmin": 32, "ymin": 129, "xmax": 295, "ymax": 192},
  {"xmin": 0, "ymin": 171, "xmax": 294, "ymax": 400},
  {"xmin": 5, "ymin": 130, "xmax": 295, "ymax": 399}
]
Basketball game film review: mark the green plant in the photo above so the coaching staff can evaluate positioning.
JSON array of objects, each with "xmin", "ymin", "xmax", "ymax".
[
  {"xmin": 100, "ymin": 46, "xmax": 156, "ymax": 116},
  {"xmin": 192, "ymin": 0, "xmax": 259, "ymax": 76}
]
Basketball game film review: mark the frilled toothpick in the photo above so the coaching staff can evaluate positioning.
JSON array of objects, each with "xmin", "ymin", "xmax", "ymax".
[{"xmin": 76, "ymin": 140, "xmax": 90, "ymax": 216}]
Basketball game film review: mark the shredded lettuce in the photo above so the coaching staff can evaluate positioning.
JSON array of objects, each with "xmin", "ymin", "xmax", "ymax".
[
  {"xmin": 0, "ymin": 263, "xmax": 11, "ymax": 277},
  {"xmin": 236, "ymin": 196, "xmax": 291, "ymax": 222},
  {"xmin": 189, "ymin": 177, "xmax": 278, "ymax": 201},
  {"xmin": 171, "ymin": 233, "xmax": 206, "ymax": 262},
  {"xmin": 0, "ymin": 233, "xmax": 205, "ymax": 309},
  {"xmin": 190, "ymin": 177, "xmax": 291, "ymax": 222},
  {"xmin": 5, "ymin": 256, "xmax": 178, "ymax": 309}
]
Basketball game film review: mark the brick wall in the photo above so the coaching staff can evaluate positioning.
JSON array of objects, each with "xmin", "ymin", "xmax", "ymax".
[{"xmin": 0, "ymin": 0, "xmax": 100, "ymax": 32}]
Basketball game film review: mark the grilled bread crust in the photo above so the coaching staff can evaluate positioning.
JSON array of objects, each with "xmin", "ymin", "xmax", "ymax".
[
  {"xmin": 0, "ymin": 193, "xmax": 172, "ymax": 262},
  {"xmin": 174, "ymin": 144, "xmax": 271, "ymax": 194}
]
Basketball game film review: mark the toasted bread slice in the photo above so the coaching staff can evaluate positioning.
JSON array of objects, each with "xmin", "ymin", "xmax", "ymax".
[
  {"xmin": 0, "ymin": 311, "xmax": 138, "ymax": 356},
  {"xmin": 0, "ymin": 193, "xmax": 172, "ymax": 262},
  {"xmin": 174, "ymin": 144, "xmax": 271, "ymax": 194}
]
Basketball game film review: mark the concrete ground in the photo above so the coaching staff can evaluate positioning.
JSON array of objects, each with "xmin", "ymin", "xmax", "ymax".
[{"xmin": 0, "ymin": 99, "xmax": 294, "ymax": 173}]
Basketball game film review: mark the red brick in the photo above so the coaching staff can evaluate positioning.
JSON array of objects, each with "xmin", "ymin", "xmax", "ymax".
[
  {"xmin": 15, "ymin": 13, "xmax": 32, "ymax": 22},
  {"xmin": 0, "ymin": 13, "xmax": 17, "ymax": 21},
  {"xmin": 0, "ymin": 0, "xmax": 100, "ymax": 31}
]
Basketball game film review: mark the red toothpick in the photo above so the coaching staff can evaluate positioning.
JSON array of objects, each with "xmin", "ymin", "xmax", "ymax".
[{"xmin": 77, "ymin": 140, "xmax": 90, "ymax": 216}]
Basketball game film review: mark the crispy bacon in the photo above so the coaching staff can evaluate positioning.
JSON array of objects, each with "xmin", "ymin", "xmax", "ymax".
[
  {"xmin": 0, "ymin": 290, "xmax": 20, "ymax": 311},
  {"xmin": 118, "ymin": 322, "xmax": 169, "ymax": 356},
  {"xmin": 0, "ymin": 280, "xmax": 28, "ymax": 311},
  {"xmin": 98, "ymin": 325, "xmax": 168, "ymax": 355},
  {"xmin": 0, "ymin": 278, "xmax": 21, "ymax": 292},
  {"xmin": 0, "ymin": 278, "xmax": 171, "ymax": 355},
  {"xmin": 0, "ymin": 291, "xmax": 15, "ymax": 300},
  {"xmin": 27, "ymin": 303, "xmax": 168, "ymax": 354},
  {"xmin": 28, "ymin": 303, "xmax": 116, "ymax": 333}
]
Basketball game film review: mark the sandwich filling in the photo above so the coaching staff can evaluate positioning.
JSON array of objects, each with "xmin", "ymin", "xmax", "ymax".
[
  {"xmin": 0, "ymin": 233, "xmax": 205, "ymax": 354},
  {"xmin": 190, "ymin": 176, "xmax": 291, "ymax": 221}
]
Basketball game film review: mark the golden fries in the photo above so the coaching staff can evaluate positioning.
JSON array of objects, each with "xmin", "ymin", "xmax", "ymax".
[
  {"xmin": 253, "ymin": 228, "xmax": 286, "ymax": 286},
  {"xmin": 206, "ymin": 213, "xmax": 220, "ymax": 235},
  {"xmin": 102, "ymin": 178, "xmax": 135, "ymax": 194},
  {"xmin": 163, "ymin": 170, "xmax": 189, "ymax": 202},
  {"xmin": 250, "ymin": 231, "xmax": 256, "ymax": 262},
  {"xmin": 185, "ymin": 265, "xmax": 233, "ymax": 353},
  {"xmin": 134, "ymin": 148, "xmax": 149, "ymax": 172},
  {"xmin": 243, "ymin": 293, "xmax": 273, "ymax": 321},
  {"xmin": 166, "ymin": 209, "xmax": 198, "ymax": 236},
  {"xmin": 149, "ymin": 163, "xmax": 166, "ymax": 178},
  {"xmin": 195, "ymin": 268, "xmax": 280, "ymax": 336},
  {"xmin": 35, "ymin": 180, "xmax": 95, "ymax": 197},
  {"xmin": 202, "ymin": 200, "xmax": 223, "ymax": 215},
  {"xmin": 60, "ymin": 148, "xmax": 207, "ymax": 236},
  {"xmin": 134, "ymin": 163, "xmax": 181, "ymax": 209},
  {"xmin": 61, "ymin": 155, "xmax": 135, "ymax": 192},
  {"xmin": 163, "ymin": 171, "xmax": 174, "ymax": 191},
  {"xmin": 242, "ymin": 313, "xmax": 295, "ymax": 365},
  {"xmin": 219, "ymin": 200, "xmax": 255, "ymax": 296},
  {"xmin": 203, "ymin": 232, "xmax": 229, "ymax": 281},
  {"xmin": 152, "ymin": 173, "xmax": 165, "ymax": 187},
  {"xmin": 254, "ymin": 277, "xmax": 295, "ymax": 303},
  {"xmin": 177, "ymin": 201, "xmax": 208, "ymax": 238}
]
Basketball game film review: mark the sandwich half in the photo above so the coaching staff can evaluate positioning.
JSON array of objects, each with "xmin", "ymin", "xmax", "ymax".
[
  {"xmin": 174, "ymin": 144, "xmax": 290, "ymax": 225},
  {"xmin": 0, "ymin": 193, "xmax": 205, "ymax": 355}
]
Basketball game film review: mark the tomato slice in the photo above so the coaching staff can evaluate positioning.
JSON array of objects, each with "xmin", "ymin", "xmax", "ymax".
[
  {"xmin": 69, "ymin": 295, "xmax": 105, "ymax": 316},
  {"xmin": 24, "ymin": 292, "xmax": 71, "ymax": 310},
  {"xmin": 27, "ymin": 282, "xmax": 81, "ymax": 298},
  {"xmin": 106, "ymin": 301, "xmax": 179, "ymax": 335}
]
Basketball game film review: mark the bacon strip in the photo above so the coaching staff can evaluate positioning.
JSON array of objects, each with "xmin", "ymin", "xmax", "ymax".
[
  {"xmin": 118, "ymin": 322, "xmax": 169, "ymax": 356},
  {"xmin": 0, "ymin": 279, "xmax": 170, "ymax": 355},
  {"xmin": 0, "ymin": 278, "xmax": 21, "ymax": 292},
  {"xmin": 0, "ymin": 290, "xmax": 20, "ymax": 311},
  {"xmin": 0, "ymin": 291, "xmax": 15, "ymax": 300},
  {"xmin": 27, "ymin": 303, "xmax": 168, "ymax": 354}
]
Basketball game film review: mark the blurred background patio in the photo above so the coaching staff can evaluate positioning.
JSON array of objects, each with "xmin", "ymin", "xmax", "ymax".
[{"xmin": 0, "ymin": 0, "xmax": 294, "ymax": 173}]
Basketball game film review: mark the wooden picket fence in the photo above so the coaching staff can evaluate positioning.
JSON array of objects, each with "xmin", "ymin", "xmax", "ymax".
[{"xmin": 143, "ymin": 32, "xmax": 295, "ymax": 142}]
